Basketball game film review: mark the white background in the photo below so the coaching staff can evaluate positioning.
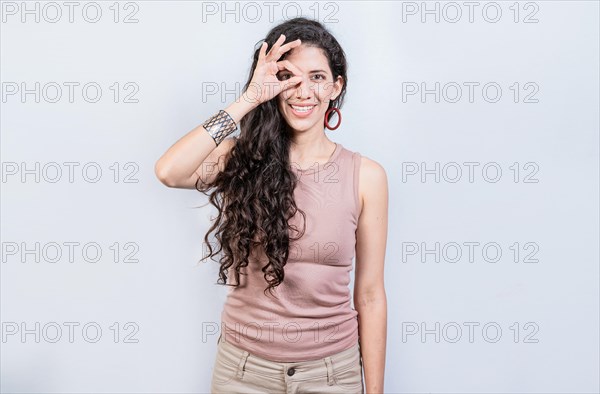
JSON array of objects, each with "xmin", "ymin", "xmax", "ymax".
[{"xmin": 1, "ymin": 1, "xmax": 598, "ymax": 392}]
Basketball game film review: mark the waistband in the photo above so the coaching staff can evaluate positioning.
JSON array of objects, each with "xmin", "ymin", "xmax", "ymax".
[{"xmin": 217, "ymin": 333, "xmax": 361, "ymax": 380}]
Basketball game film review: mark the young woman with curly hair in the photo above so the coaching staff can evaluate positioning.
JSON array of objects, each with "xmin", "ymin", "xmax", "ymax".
[{"xmin": 155, "ymin": 17, "xmax": 388, "ymax": 394}]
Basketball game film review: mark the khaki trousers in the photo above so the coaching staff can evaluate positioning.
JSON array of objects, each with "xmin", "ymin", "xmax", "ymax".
[{"xmin": 211, "ymin": 333, "xmax": 364, "ymax": 393}]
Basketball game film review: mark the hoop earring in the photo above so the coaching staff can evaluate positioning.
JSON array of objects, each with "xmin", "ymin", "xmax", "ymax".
[{"xmin": 324, "ymin": 106, "xmax": 342, "ymax": 130}]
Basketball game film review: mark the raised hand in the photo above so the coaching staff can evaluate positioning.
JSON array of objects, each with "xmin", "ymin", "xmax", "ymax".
[{"xmin": 243, "ymin": 34, "xmax": 304, "ymax": 106}]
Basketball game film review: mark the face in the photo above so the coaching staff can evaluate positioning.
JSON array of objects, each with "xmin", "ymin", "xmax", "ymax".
[{"xmin": 276, "ymin": 45, "xmax": 343, "ymax": 134}]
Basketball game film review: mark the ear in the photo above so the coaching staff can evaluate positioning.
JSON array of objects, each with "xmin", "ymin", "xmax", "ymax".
[{"xmin": 332, "ymin": 75, "xmax": 344, "ymax": 100}]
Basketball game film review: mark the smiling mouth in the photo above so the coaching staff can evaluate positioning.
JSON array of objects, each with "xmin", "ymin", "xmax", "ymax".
[{"xmin": 289, "ymin": 103, "xmax": 317, "ymax": 116}]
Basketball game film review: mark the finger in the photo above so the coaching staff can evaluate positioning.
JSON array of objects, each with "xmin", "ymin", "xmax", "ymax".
[
  {"xmin": 270, "ymin": 36, "xmax": 300, "ymax": 63},
  {"xmin": 279, "ymin": 39, "xmax": 301, "ymax": 55},
  {"xmin": 280, "ymin": 76, "xmax": 303, "ymax": 91},
  {"xmin": 266, "ymin": 34, "xmax": 286, "ymax": 61},
  {"xmin": 266, "ymin": 34, "xmax": 285, "ymax": 60},
  {"xmin": 257, "ymin": 41, "xmax": 267, "ymax": 63},
  {"xmin": 276, "ymin": 60, "xmax": 303, "ymax": 76}
]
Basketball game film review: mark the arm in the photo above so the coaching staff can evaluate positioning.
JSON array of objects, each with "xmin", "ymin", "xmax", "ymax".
[
  {"xmin": 354, "ymin": 157, "xmax": 388, "ymax": 394},
  {"xmin": 154, "ymin": 92, "xmax": 256, "ymax": 189},
  {"xmin": 155, "ymin": 36, "xmax": 304, "ymax": 189}
]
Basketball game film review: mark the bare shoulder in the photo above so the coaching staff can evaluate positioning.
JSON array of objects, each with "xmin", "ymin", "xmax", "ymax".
[{"xmin": 357, "ymin": 155, "xmax": 388, "ymax": 218}]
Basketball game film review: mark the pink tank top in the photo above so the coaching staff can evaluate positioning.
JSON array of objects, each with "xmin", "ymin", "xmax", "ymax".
[{"xmin": 220, "ymin": 142, "xmax": 362, "ymax": 362}]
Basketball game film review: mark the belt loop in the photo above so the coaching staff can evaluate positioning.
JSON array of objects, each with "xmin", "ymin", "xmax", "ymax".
[
  {"xmin": 324, "ymin": 357, "xmax": 334, "ymax": 386},
  {"xmin": 236, "ymin": 350, "xmax": 250, "ymax": 379}
]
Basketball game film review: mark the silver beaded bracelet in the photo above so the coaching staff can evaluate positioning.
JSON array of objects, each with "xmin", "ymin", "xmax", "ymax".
[{"xmin": 202, "ymin": 109, "xmax": 238, "ymax": 145}]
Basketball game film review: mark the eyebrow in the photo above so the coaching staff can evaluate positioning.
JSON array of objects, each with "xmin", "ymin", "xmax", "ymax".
[{"xmin": 280, "ymin": 69, "xmax": 329, "ymax": 75}]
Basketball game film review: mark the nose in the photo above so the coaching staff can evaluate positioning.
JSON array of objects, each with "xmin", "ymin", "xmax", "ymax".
[{"xmin": 293, "ymin": 76, "xmax": 314, "ymax": 99}]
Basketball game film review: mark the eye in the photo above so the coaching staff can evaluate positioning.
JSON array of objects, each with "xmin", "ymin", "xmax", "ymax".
[
  {"xmin": 278, "ymin": 73, "xmax": 291, "ymax": 81},
  {"xmin": 313, "ymin": 74, "xmax": 326, "ymax": 80}
]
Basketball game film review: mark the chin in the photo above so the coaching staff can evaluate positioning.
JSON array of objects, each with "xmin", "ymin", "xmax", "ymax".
[{"xmin": 288, "ymin": 123, "xmax": 313, "ymax": 132}]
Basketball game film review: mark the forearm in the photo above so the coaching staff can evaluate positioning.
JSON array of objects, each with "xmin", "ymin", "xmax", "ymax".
[
  {"xmin": 356, "ymin": 294, "xmax": 387, "ymax": 394},
  {"xmin": 155, "ymin": 92, "xmax": 256, "ymax": 185}
]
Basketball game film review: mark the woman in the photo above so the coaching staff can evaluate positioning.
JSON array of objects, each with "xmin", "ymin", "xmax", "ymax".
[{"xmin": 155, "ymin": 17, "xmax": 388, "ymax": 393}]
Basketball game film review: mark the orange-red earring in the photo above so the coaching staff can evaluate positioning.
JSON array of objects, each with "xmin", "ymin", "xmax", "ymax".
[{"xmin": 324, "ymin": 104, "xmax": 342, "ymax": 130}]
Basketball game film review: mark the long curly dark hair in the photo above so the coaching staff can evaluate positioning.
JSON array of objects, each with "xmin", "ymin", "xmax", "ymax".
[{"xmin": 196, "ymin": 17, "xmax": 348, "ymax": 297}]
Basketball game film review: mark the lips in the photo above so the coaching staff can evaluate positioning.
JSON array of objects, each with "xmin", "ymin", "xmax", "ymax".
[{"xmin": 289, "ymin": 103, "xmax": 317, "ymax": 118}]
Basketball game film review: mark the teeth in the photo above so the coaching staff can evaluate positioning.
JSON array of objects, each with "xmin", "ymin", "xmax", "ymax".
[{"xmin": 291, "ymin": 105, "xmax": 314, "ymax": 112}]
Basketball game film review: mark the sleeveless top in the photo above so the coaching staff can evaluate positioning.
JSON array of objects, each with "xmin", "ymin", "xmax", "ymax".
[{"xmin": 220, "ymin": 142, "xmax": 362, "ymax": 362}]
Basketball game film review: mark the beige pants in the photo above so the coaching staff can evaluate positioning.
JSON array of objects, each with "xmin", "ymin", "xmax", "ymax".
[{"xmin": 211, "ymin": 333, "xmax": 364, "ymax": 393}]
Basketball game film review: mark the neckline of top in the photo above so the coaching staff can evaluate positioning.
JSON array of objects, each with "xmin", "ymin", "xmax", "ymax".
[{"xmin": 292, "ymin": 143, "xmax": 343, "ymax": 174}]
